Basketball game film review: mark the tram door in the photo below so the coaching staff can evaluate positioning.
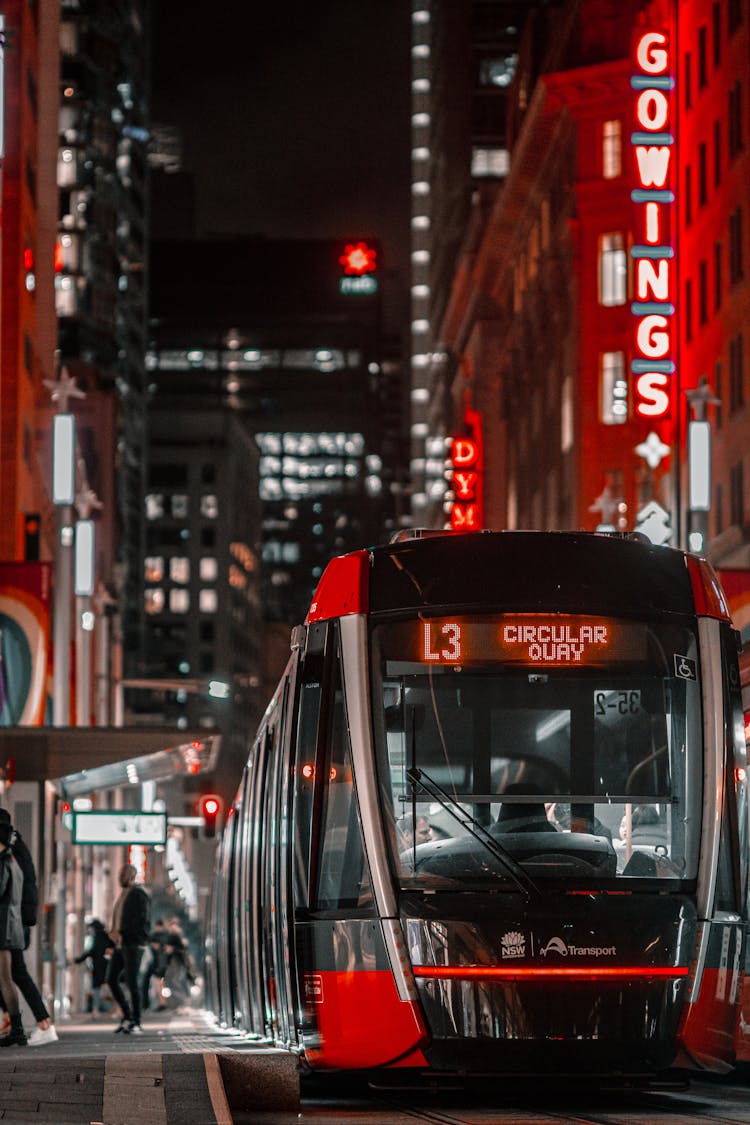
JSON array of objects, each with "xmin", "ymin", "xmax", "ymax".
[{"xmin": 258, "ymin": 680, "xmax": 296, "ymax": 1046}]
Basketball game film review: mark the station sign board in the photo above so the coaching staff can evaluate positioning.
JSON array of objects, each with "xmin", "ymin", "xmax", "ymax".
[{"xmin": 72, "ymin": 811, "xmax": 168, "ymax": 846}]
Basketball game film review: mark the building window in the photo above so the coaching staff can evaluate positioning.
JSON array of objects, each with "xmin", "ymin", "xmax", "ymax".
[
  {"xmin": 144, "ymin": 557, "xmax": 164, "ymax": 582},
  {"xmin": 698, "ymin": 25, "xmax": 708, "ymax": 87},
  {"xmin": 171, "ymin": 494, "xmax": 189, "ymax": 518},
  {"xmin": 145, "ymin": 589, "xmax": 164, "ymax": 615},
  {"xmin": 729, "ymin": 82, "xmax": 743, "ymax": 158},
  {"xmin": 600, "ymin": 352, "xmax": 628, "ymax": 424},
  {"xmin": 145, "ymin": 494, "xmax": 165, "ymax": 520},
  {"xmin": 199, "ymin": 589, "xmax": 218, "ymax": 614},
  {"xmin": 598, "ymin": 233, "xmax": 626, "ymax": 306},
  {"xmin": 730, "ymin": 460, "xmax": 744, "ymax": 527},
  {"xmin": 698, "ymin": 142, "xmax": 708, "ymax": 205},
  {"xmin": 684, "ymin": 51, "xmax": 692, "ymax": 109},
  {"xmin": 685, "ymin": 164, "xmax": 692, "ymax": 225},
  {"xmin": 729, "ymin": 207, "xmax": 744, "ymax": 283},
  {"xmin": 713, "ymin": 3, "xmax": 722, "ymax": 66},
  {"xmin": 602, "ymin": 119, "xmax": 622, "ymax": 178},
  {"xmin": 200, "ymin": 494, "xmax": 218, "ymax": 519},
  {"xmin": 170, "ymin": 557, "xmax": 190, "ymax": 584},
  {"xmin": 471, "ymin": 147, "xmax": 509, "ymax": 178},
  {"xmin": 729, "ymin": 333, "xmax": 744, "ymax": 412},
  {"xmin": 714, "ymin": 241, "xmax": 722, "ymax": 310},
  {"xmin": 169, "ymin": 589, "xmax": 189, "ymax": 613},
  {"xmin": 685, "ymin": 278, "xmax": 693, "ymax": 342},
  {"xmin": 199, "ymin": 557, "xmax": 217, "ymax": 582},
  {"xmin": 714, "ymin": 120, "xmax": 722, "ymax": 185},
  {"xmin": 699, "ymin": 260, "xmax": 708, "ymax": 325},
  {"xmin": 728, "ymin": 0, "xmax": 742, "ymax": 34}
]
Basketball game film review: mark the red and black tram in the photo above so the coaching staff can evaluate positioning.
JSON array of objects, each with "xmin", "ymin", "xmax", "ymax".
[{"xmin": 204, "ymin": 530, "xmax": 750, "ymax": 1077}]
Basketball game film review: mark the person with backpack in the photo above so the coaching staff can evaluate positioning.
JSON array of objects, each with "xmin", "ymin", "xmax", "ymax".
[
  {"xmin": 0, "ymin": 809, "xmax": 58, "ymax": 1046},
  {"xmin": 0, "ymin": 820, "xmax": 27, "ymax": 1046}
]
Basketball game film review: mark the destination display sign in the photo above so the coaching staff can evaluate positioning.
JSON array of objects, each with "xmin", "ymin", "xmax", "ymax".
[
  {"xmin": 72, "ymin": 811, "xmax": 168, "ymax": 846},
  {"xmin": 380, "ymin": 615, "xmax": 649, "ymax": 667}
]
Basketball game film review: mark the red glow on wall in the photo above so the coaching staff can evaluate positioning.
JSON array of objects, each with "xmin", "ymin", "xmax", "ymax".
[{"xmin": 339, "ymin": 242, "xmax": 377, "ymax": 275}]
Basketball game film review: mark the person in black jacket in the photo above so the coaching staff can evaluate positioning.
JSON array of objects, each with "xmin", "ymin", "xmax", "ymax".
[
  {"xmin": 0, "ymin": 809, "xmax": 58, "ymax": 1046},
  {"xmin": 0, "ymin": 822, "xmax": 26, "ymax": 1046},
  {"xmin": 106, "ymin": 863, "xmax": 151, "ymax": 1034},
  {"xmin": 73, "ymin": 919, "xmax": 114, "ymax": 1016}
]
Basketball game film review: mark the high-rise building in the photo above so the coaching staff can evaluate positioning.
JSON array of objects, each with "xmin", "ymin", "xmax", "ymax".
[
  {"xmin": 145, "ymin": 236, "xmax": 403, "ymax": 781},
  {"xmin": 57, "ymin": 0, "xmax": 151, "ymax": 666}
]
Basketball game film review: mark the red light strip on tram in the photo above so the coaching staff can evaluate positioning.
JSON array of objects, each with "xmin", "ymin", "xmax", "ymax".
[{"xmin": 413, "ymin": 965, "xmax": 688, "ymax": 981}]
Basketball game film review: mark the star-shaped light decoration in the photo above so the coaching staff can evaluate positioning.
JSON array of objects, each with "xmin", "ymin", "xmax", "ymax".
[
  {"xmin": 684, "ymin": 376, "xmax": 720, "ymax": 422},
  {"xmin": 43, "ymin": 367, "xmax": 86, "ymax": 412},
  {"xmin": 635, "ymin": 431, "xmax": 670, "ymax": 469},
  {"xmin": 589, "ymin": 485, "xmax": 619, "ymax": 524}
]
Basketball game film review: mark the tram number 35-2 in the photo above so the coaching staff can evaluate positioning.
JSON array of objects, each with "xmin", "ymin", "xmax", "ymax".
[{"xmin": 594, "ymin": 690, "xmax": 642, "ymax": 716}]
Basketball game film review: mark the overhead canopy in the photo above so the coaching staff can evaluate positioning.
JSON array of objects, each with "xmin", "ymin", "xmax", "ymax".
[{"xmin": 0, "ymin": 727, "xmax": 220, "ymax": 795}]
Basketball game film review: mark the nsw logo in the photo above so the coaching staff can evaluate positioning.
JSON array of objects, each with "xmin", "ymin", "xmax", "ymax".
[{"xmin": 500, "ymin": 930, "xmax": 526, "ymax": 959}]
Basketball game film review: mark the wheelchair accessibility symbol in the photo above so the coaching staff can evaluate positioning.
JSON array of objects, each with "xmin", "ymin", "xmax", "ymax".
[{"xmin": 674, "ymin": 654, "xmax": 697, "ymax": 680}]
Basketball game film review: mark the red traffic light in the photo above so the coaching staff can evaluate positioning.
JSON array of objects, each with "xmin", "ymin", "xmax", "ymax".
[
  {"xmin": 339, "ymin": 241, "xmax": 377, "ymax": 276},
  {"xmin": 199, "ymin": 794, "xmax": 222, "ymax": 839}
]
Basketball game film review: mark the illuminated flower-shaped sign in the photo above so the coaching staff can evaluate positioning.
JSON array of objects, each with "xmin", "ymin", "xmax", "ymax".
[{"xmin": 339, "ymin": 242, "xmax": 377, "ymax": 276}]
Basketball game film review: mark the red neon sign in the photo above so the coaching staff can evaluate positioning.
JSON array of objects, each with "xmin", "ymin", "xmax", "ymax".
[
  {"xmin": 449, "ymin": 409, "xmax": 484, "ymax": 531},
  {"xmin": 413, "ymin": 965, "xmax": 688, "ymax": 981},
  {"xmin": 631, "ymin": 29, "xmax": 675, "ymax": 421}
]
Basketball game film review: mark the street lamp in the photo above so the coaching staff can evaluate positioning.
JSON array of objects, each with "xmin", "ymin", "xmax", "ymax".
[
  {"xmin": 45, "ymin": 367, "xmax": 86, "ymax": 726},
  {"xmin": 685, "ymin": 377, "xmax": 720, "ymax": 556}
]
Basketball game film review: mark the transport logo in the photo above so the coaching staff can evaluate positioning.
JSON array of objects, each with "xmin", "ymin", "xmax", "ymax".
[
  {"xmin": 500, "ymin": 930, "xmax": 526, "ymax": 959},
  {"xmin": 540, "ymin": 936, "xmax": 616, "ymax": 957}
]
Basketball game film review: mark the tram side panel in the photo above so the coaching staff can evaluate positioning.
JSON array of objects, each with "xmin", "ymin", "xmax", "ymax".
[{"xmin": 290, "ymin": 620, "xmax": 426, "ymax": 1069}]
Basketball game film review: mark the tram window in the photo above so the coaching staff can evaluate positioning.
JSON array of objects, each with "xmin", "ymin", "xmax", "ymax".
[
  {"xmin": 314, "ymin": 657, "xmax": 372, "ymax": 911},
  {"xmin": 292, "ymin": 680, "xmax": 322, "ymax": 907},
  {"xmin": 372, "ymin": 617, "xmax": 703, "ymax": 886}
]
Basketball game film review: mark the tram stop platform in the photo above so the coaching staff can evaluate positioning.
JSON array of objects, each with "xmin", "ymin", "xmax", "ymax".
[{"xmin": 0, "ymin": 1009, "xmax": 299, "ymax": 1125}]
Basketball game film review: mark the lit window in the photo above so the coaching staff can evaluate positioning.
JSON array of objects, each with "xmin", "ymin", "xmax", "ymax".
[
  {"xmin": 561, "ymin": 377, "xmax": 574, "ymax": 452},
  {"xmin": 411, "ymin": 387, "xmax": 429, "ymax": 403},
  {"xmin": 412, "ymin": 180, "xmax": 430, "ymax": 195},
  {"xmin": 411, "ymin": 284, "xmax": 430, "ymax": 298},
  {"xmin": 411, "ymin": 112, "xmax": 430, "ymax": 127},
  {"xmin": 201, "ymin": 494, "xmax": 218, "ymax": 519},
  {"xmin": 145, "ymin": 494, "xmax": 164, "ymax": 520},
  {"xmin": 412, "ymin": 78, "xmax": 431, "ymax": 92},
  {"xmin": 199, "ymin": 589, "xmax": 218, "ymax": 614},
  {"xmin": 171, "ymin": 494, "xmax": 189, "ymax": 518},
  {"xmin": 412, "ymin": 146, "xmax": 430, "ymax": 160},
  {"xmin": 200, "ymin": 557, "xmax": 217, "ymax": 581},
  {"xmin": 602, "ymin": 120, "xmax": 622, "ymax": 179},
  {"xmin": 412, "ymin": 44, "xmax": 430, "ymax": 58},
  {"xmin": 411, "ymin": 215, "xmax": 430, "ymax": 230},
  {"xmin": 599, "ymin": 233, "xmax": 627, "ymax": 306},
  {"xmin": 144, "ymin": 589, "xmax": 164, "ymax": 615},
  {"xmin": 170, "ymin": 557, "xmax": 190, "ymax": 583},
  {"xmin": 412, "ymin": 10, "xmax": 430, "ymax": 24},
  {"xmin": 169, "ymin": 589, "xmax": 189, "ymax": 613},
  {"xmin": 144, "ymin": 556, "xmax": 164, "ymax": 582},
  {"xmin": 412, "ymin": 319, "xmax": 429, "ymax": 333},
  {"xmin": 471, "ymin": 148, "xmax": 510, "ymax": 178},
  {"xmin": 479, "ymin": 55, "xmax": 519, "ymax": 88},
  {"xmin": 600, "ymin": 352, "xmax": 628, "ymax": 424},
  {"xmin": 411, "ymin": 250, "xmax": 430, "ymax": 264}
]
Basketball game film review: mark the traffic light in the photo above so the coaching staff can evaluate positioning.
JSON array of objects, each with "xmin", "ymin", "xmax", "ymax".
[{"xmin": 199, "ymin": 794, "xmax": 222, "ymax": 839}]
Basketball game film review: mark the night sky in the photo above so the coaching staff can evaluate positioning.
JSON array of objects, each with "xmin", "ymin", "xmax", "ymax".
[{"xmin": 151, "ymin": 2, "xmax": 412, "ymax": 331}]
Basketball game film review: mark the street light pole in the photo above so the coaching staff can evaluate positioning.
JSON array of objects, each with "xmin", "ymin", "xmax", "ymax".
[{"xmin": 45, "ymin": 367, "xmax": 86, "ymax": 726}]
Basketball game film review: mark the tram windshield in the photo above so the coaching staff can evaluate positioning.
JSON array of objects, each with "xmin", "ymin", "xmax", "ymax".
[{"xmin": 370, "ymin": 613, "xmax": 703, "ymax": 888}]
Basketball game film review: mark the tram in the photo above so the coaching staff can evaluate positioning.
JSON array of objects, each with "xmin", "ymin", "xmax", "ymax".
[{"xmin": 204, "ymin": 530, "xmax": 750, "ymax": 1077}]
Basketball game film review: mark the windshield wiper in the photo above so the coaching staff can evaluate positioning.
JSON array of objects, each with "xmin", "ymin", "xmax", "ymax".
[{"xmin": 406, "ymin": 766, "xmax": 540, "ymax": 900}]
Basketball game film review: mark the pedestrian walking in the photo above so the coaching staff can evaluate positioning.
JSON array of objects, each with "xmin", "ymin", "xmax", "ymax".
[
  {"xmin": 141, "ymin": 918, "xmax": 168, "ymax": 1012},
  {"xmin": 0, "ymin": 822, "xmax": 27, "ymax": 1047},
  {"xmin": 106, "ymin": 863, "xmax": 150, "ymax": 1034},
  {"xmin": 0, "ymin": 809, "xmax": 58, "ymax": 1046},
  {"xmin": 73, "ymin": 918, "xmax": 114, "ymax": 1016}
]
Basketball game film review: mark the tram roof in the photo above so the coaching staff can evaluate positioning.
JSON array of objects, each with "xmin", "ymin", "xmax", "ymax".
[{"xmin": 307, "ymin": 531, "xmax": 726, "ymax": 623}]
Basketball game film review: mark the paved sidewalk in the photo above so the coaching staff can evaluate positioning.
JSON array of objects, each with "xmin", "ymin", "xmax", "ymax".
[{"xmin": 0, "ymin": 1009, "xmax": 299, "ymax": 1124}]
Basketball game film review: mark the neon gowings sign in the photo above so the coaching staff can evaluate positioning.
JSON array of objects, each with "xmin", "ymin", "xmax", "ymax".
[{"xmin": 631, "ymin": 30, "xmax": 675, "ymax": 420}]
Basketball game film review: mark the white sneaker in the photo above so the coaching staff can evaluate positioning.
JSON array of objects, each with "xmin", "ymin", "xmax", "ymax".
[
  {"xmin": 127, "ymin": 1023, "xmax": 143, "ymax": 1035},
  {"xmin": 27, "ymin": 1025, "xmax": 59, "ymax": 1047}
]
